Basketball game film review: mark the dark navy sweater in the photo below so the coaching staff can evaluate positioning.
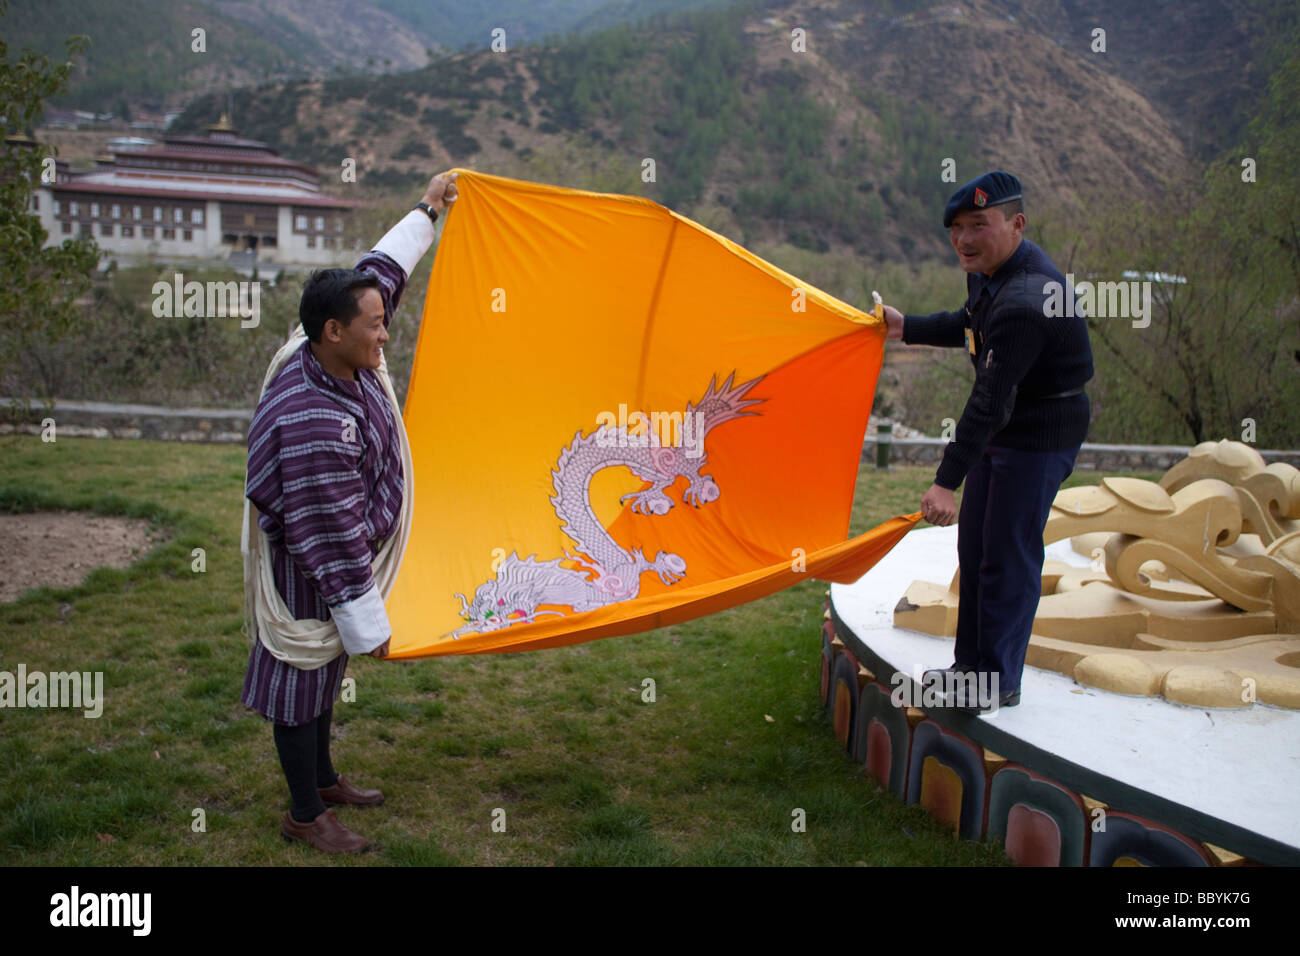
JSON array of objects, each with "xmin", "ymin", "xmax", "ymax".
[{"xmin": 903, "ymin": 238, "xmax": 1093, "ymax": 490}]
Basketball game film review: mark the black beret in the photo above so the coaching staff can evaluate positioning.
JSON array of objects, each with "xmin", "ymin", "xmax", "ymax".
[{"xmin": 942, "ymin": 170, "xmax": 1023, "ymax": 227}]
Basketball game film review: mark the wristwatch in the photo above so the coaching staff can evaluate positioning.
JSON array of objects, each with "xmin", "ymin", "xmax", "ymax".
[{"xmin": 414, "ymin": 201, "xmax": 439, "ymax": 224}]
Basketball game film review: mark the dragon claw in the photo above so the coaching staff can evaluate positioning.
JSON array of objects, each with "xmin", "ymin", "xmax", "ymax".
[
  {"xmin": 682, "ymin": 478, "xmax": 720, "ymax": 508},
  {"xmin": 652, "ymin": 551, "xmax": 687, "ymax": 585},
  {"xmin": 621, "ymin": 488, "xmax": 673, "ymax": 516}
]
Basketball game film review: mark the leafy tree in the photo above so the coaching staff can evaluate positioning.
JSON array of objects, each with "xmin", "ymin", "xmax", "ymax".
[
  {"xmin": 0, "ymin": 1, "xmax": 99, "ymax": 408},
  {"xmin": 1079, "ymin": 49, "xmax": 1300, "ymax": 447},
  {"xmin": 1082, "ymin": 191, "xmax": 1291, "ymax": 445}
]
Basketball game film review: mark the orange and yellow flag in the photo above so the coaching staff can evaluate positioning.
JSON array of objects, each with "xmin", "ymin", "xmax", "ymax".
[{"xmin": 386, "ymin": 169, "xmax": 917, "ymax": 658}]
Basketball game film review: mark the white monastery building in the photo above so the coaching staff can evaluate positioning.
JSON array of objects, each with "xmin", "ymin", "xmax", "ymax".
[{"xmin": 32, "ymin": 117, "xmax": 358, "ymax": 270}]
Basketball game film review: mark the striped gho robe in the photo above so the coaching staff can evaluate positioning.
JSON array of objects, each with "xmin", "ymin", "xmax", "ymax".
[{"xmin": 241, "ymin": 211, "xmax": 435, "ymax": 725}]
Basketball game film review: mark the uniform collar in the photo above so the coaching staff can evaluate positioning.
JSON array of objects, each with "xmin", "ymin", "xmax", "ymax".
[
  {"xmin": 300, "ymin": 338, "xmax": 364, "ymax": 401},
  {"xmin": 972, "ymin": 238, "xmax": 1029, "ymax": 301}
]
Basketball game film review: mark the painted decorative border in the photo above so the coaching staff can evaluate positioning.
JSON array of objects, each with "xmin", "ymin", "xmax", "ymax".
[{"xmin": 822, "ymin": 600, "xmax": 1298, "ymax": 867}]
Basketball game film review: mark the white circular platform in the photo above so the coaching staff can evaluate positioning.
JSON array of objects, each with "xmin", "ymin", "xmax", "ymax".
[{"xmin": 830, "ymin": 525, "xmax": 1300, "ymax": 857}]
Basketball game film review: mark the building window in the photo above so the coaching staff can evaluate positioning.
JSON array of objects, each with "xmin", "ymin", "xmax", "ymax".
[
  {"xmin": 153, "ymin": 206, "xmax": 162, "ymax": 222},
  {"xmin": 121, "ymin": 225, "xmax": 134, "ymax": 238},
  {"xmin": 306, "ymin": 235, "xmax": 316, "ymax": 249},
  {"xmin": 174, "ymin": 207, "xmax": 184, "ymax": 224},
  {"xmin": 111, "ymin": 204, "xmax": 120, "ymax": 219},
  {"xmin": 262, "ymin": 235, "xmax": 277, "ymax": 248},
  {"xmin": 163, "ymin": 227, "xmax": 175, "ymax": 240},
  {"xmin": 335, "ymin": 217, "xmax": 343, "ymax": 233},
  {"xmin": 295, "ymin": 214, "xmax": 307, "ymax": 231},
  {"xmin": 61, "ymin": 221, "xmax": 71, "ymax": 234},
  {"xmin": 31, "ymin": 195, "xmax": 40, "ymax": 211},
  {"xmin": 100, "ymin": 223, "xmax": 113, "ymax": 236},
  {"xmin": 183, "ymin": 229, "xmax": 193, "ymax": 241},
  {"xmin": 191, "ymin": 208, "xmax": 203, "ymax": 225},
  {"xmin": 142, "ymin": 225, "xmax": 154, "ymax": 238},
  {"xmin": 53, "ymin": 199, "xmax": 61, "ymax": 215},
  {"xmin": 314, "ymin": 216, "xmax": 324, "ymax": 232},
  {"xmin": 91, "ymin": 202, "xmax": 100, "ymax": 218},
  {"xmin": 79, "ymin": 223, "xmax": 91, "ymax": 236},
  {"xmin": 70, "ymin": 201, "xmax": 79, "ymax": 216},
  {"xmin": 133, "ymin": 205, "xmax": 142, "ymax": 220}
]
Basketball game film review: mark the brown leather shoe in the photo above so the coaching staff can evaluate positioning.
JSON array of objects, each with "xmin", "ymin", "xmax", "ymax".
[
  {"xmin": 280, "ymin": 808, "xmax": 370, "ymax": 853},
  {"xmin": 318, "ymin": 773, "xmax": 385, "ymax": 808}
]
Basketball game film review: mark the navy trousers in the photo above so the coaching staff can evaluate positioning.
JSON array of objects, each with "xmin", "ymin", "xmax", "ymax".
[{"xmin": 954, "ymin": 443, "xmax": 1079, "ymax": 693}]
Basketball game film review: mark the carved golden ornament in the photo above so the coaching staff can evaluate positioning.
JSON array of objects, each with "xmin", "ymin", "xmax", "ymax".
[{"xmin": 895, "ymin": 441, "xmax": 1300, "ymax": 709}]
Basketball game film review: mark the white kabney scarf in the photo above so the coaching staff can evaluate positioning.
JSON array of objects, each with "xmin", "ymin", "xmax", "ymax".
[{"xmin": 240, "ymin": 325, "xmax": 414, "ymax": 669}]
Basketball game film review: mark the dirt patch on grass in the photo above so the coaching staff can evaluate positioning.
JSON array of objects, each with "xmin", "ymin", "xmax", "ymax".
[{"xmin": 0, "ymin": 510, "xmax": 167, "ymax": 602}]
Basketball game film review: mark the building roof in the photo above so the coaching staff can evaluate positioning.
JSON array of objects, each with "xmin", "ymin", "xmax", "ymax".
[
  {"xmin": 114, "ymin": 143, "xmax": 321, "ymax": 178},
  {"xmin": 43, "ymin": 120, "xmax": 362, "ymax": 209},
  {"xmin": 49, "ymin": 178, "xmax": 359, "ymax": 208}
]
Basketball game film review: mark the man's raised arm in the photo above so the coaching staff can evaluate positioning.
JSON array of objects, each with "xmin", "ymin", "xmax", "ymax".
[{"xmin": 354, "ymin": 171, "xmax": 459, "ymax": 321}]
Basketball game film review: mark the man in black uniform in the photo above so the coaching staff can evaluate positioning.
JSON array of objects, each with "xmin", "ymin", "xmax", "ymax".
[{"xmin": 882, "ymin": 171, "xmax": 1093, "ymax": 714}]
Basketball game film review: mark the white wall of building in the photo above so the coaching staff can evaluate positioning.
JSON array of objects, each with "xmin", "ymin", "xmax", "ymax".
[{"xmin": 35, "ymin": 186, "xmax": 352, "ymax": 271}]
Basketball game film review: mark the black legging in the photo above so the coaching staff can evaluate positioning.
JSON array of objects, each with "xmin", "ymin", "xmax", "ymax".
[{"xmin": 273, "ymin": 706, "xmax": 340, "ymax": 823}]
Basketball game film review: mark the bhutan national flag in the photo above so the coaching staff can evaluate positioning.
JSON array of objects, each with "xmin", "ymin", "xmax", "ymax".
[{"xmin": 386, "ymin": 169, "xmax": 917, "ymax": 657}]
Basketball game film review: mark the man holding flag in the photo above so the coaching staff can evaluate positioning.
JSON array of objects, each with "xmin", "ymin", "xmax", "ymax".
[
  {"xmin": 240, "ymin": 171, "xmax": 457, "ymax": 852},
  {"xmin": 881, "ymin": 171, "xmax": 1093, "ymax": 715}
]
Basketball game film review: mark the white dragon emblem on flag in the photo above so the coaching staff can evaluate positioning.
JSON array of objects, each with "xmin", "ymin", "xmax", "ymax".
[{"xmin": 451, "ymin": 372, "xmax": 765, "ymax": 635}]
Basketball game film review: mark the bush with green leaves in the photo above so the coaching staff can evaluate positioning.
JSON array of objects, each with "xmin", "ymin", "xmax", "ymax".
[{"xmin": 0, "ymin": 8, "xmax": 100, "ymax": 411}]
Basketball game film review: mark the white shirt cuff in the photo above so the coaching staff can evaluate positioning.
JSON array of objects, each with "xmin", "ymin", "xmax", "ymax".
[
  {"xmin": 331, "ymin": 583, "xmax": 391, "ymax": 655},
  {"xmin": 372, "ymin": 209, "xmax": 437, "ymax": 277}
]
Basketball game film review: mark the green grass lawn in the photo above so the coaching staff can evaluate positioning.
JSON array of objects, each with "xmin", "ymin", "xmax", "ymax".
[{"xmin": 0, "ymin": 436, "xmax": 1146, "ymax": 866}]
